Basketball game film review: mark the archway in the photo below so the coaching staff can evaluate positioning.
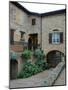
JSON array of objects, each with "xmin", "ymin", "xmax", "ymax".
[
  {"xmin": 10, "ymin": 59, "xmax": 18, "ymax": 80},
  {"xmin": 46, "ymin": 50, "xmax": 64, "ymax": 68}
]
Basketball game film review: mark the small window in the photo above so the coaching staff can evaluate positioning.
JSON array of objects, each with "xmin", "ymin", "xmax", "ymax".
[
  {"xmin": 49, "ymin": 32, "xmax": 63, "ymax": 44},
  {"xmin": 20, "ymin": 31, "xmax": 25, "ymax": 41},
  {"xmin": 52, "ymin": 33, "xmax": 60, "ymax": 44},
  {"xmin": 32, "ymin": 18, "xmax": 36, "ymax": 25}
]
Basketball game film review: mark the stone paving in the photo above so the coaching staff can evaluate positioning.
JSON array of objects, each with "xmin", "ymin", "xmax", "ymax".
[
  {"xmin": 10, "ymin": 62, "xmax": 65, "ymax": 89},
  {"xmin": 10, "ymin": 69, "xmax": 52, "ymax": 88},
  {"xmin": 53, "ymin": 68, "xmax": 66, "ymax": 86}
]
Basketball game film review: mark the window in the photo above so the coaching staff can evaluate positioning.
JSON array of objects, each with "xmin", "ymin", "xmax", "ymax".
[
  {"xmin": 52, "ymin": 33, "xmax": 60, "ymax": 44},
  {"xmin": 20, "ymin": 31, "xmax": 25, "ymax": 41},
  {"xmin": 49, "ymin": 32, "xmax": 63, "ymax": 44},
  {"xmin": 32, "ymin": 18, "xmax": 36, "ymax": 25}
]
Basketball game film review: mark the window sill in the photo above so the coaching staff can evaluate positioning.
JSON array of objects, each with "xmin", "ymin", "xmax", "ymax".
[{"xmin": 49, "ymin": 43, "xmax": 63, "ymax": 45}]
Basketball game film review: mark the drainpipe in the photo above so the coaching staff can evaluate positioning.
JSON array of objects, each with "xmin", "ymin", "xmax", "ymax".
[{"xmin": 40, "ymin": 15, "xmax": 42, "ymax": 49}]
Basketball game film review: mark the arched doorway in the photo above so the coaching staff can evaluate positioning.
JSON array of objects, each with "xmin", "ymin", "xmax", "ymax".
[
  {"xmin": 10, "ymin": 59, "xmax": 18, "ymax": 80},
  {"xmin": 46, "ymin": 50, "xmax": 64, "ymax": 67}
]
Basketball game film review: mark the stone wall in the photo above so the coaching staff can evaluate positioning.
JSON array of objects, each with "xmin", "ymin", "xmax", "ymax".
[
  {"xmin": 10, "ymin": 45, "xmax": 23, "ymax": 52},
  {"xmin": 42, "ymin": 13, "xmax": 65, "ymax": 55},
  {"xmin": 10, "ymin": 3, "xmax": 65, "ymax": 56},
  {"xmin": 10, "ymin": 3, "xmax": 41, "ymax": 44},
  {"xmin": 42, "ymin": 61, "xmax": 65, "ymax": 86}
]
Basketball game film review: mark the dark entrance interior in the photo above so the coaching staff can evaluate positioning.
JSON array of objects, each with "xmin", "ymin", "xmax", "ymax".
[
  {"xmin": 47, "ymin": 50, "xmax": 63, "ymax": 67},
  {"xmin": 10, "ymin": 59, "xmax": 18, "ymax": 80},
  {"xmin": 28, "ymin": 33, "xmax": 38, "ymax": 50}
]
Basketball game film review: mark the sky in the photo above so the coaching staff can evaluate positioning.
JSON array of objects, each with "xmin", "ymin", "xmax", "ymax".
[{"xmin": 19, "ymin": 2, "xmax": 65, "ymax": 13}]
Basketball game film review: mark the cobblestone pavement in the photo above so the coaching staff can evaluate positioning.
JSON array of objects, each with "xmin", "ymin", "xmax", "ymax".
[{"xmin": 53, "ymin": 68, "xmax": 66, "ymax": 86}]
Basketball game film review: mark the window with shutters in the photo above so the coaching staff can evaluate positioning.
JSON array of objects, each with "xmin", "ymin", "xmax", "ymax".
[
  {"xmin": 49, "ymin": 32, "xmax": 63, "ymax": 44},
  {"xmin": 32, "ymin": 18, "xmax": 36, "ymax": 25}
]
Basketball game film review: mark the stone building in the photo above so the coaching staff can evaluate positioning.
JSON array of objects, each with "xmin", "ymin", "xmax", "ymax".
[{"xmin": 9, "ymin": 2, "xmax": 66, "ymax": 79}]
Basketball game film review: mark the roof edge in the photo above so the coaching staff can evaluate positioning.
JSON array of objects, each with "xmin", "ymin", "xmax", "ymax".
[
  {"xmin": 10, "ymin": 1, "xmax": 66, "ymax": 17},
  {"xmin": 41, "ymin": 9, "xmax": 66, "ymax": 17}
]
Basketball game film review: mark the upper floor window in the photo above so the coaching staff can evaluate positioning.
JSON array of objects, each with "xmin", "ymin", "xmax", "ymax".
[
  {"xmin": 52, "ymin": 33, "xmax": 60, "ymax": 44},
  {"xmin": 20, "ymin": 31, "xmax": 25, "ymax": 41},
  {"xmin": 49, "ymin": 32, "xmax": 63, "ymax": 44},
  {"xmin": 32, "ymin": 18, "xmax": 36, "ymax": 25}
]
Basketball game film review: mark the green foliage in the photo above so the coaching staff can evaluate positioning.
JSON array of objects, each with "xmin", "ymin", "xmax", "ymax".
[
  {"xmin": 21, "ymin": 49, "xmax": 31, "ymax": 60},
  {"xmin": 17, "ymin": 61, "xmax": 43, "ymax": 79},
  {"xmin": 33, "ymin": 49, "xmax": 45, "ymax": 60},
  {"xmin": 35, "ymin": 60, "xmax": 49, "ymax": 70},
  {"xmin": 17, "ymin": 70, "xmax": 32, "ymax": 78},
  {"xmin": 17, "ymin": 49, "xmax": 50, "ymax": 79}
]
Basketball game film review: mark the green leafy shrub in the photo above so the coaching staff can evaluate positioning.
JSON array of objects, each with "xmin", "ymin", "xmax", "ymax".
[
  {"xmin": 33, "ymin": 49, "xmax": 45, "ymax": 60},
  {"xmin": 17, "ymin": 60, "xmax": 49, "ymax": 79},
  {"xmin": 35, "ymin": 60, "xmax": 49, "ymax": 70},
  {"xmin": 17, "ymin": 70, "xmax": 32, "ymax": 78},
  {"xmin": 17, "ymin": 61, "xmax": 43, "ymax": 78},
  {"xmin": 34, "ymin": 49, "xmax": 49, "ymax": 70},
  {"xmin": 21, "ymin": 49, "xmax": 31, "ymax": 60},
  {"xmin": 17, "ymin": 49, "xmax": 50, "ymax": 79}
]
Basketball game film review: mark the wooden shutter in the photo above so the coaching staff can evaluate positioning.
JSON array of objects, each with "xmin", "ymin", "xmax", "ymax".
[
  {"xmin": 60, "ymin": 32, "xmax": 63, "ymax": 43},
  {"xmin": 10, "ymin": 30, "xmax": 14, "ymax": 44},
  {"xmin": 49, "ymin": 33, "xmax": 52, "ymax": 43}
]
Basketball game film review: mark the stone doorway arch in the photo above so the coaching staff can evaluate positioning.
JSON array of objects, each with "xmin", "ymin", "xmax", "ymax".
[{"xmin": 46, "ymin": 50, "xmax": 64, "ymax": 67}]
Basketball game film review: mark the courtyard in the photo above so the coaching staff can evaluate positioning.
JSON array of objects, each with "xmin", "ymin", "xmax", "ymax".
[
  {"xmin": 10, "ymin": 61, "xmax": 65, "ymax": 88},
  {"xmin": 9, "ymin": 1, "xmax": 66, "ymax": 88}
]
